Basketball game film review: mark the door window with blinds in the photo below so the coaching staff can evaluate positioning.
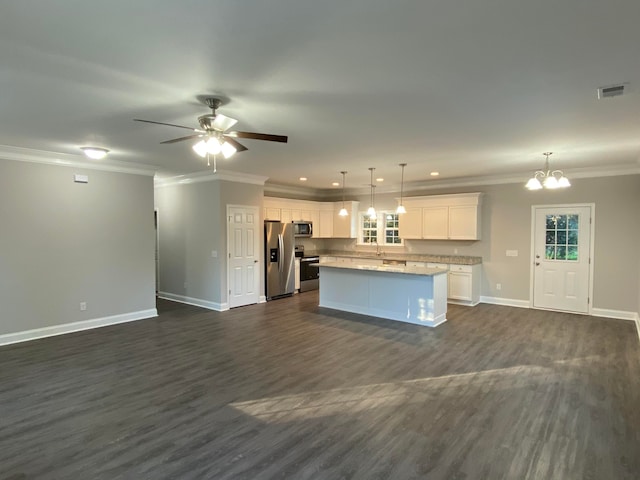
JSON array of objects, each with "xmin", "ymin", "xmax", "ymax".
[{"xmin": 545, "ymin": 214, "xmax": 579, "ymax": 261}]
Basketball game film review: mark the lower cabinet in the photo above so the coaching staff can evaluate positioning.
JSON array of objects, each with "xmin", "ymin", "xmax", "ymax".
[{"xmin": 447, "ymin": 264, "xmax": 481, "ymax": 306}]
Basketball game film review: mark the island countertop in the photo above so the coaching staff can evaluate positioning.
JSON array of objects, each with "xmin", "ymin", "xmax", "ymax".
[
  {"xmin": 318, "ymin": 262, "xmax": 448, "ymax": 276},
  {"xmin": 306, "ymin": 251, "xmax": 482, "ymax": 265}
]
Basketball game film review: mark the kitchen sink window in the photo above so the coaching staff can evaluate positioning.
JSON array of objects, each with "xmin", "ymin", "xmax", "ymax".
[{"xmin": 358, "ymin": 212, "xmax": 403, "ymax": 246}]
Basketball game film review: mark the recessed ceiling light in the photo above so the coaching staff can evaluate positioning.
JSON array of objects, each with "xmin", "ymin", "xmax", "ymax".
[
  {"xmin": 430, "ymin": 171, "xmax": 439, "ymax": 176},
  {"xmin": 299, "ymin": 177, "xmax": 307, "ymax": 181},
  {"xmin": 332, "ymin": 182, "xmax": 340, "ymax": 186},
  {"xmin": 376, "ymin": 178, "xmax": 384, "ymax": 182},
  {"xmin": 81, "ymin": 147, "xmax": 109, "ymax": 160}
]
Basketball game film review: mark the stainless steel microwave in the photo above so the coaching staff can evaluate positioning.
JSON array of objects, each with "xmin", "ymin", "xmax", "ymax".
[{"xmin": 293, "ymin": 221, "xmax": 313, "ymax": 237}]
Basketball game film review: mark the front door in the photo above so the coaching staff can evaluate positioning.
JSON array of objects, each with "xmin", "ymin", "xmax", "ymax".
[
  {"xmin": 228, "ymin": 205, "xmax": 260, "ymax": 308},
  {"xmin": 532, "ymin": 205, "xmax": 593, "ymax": 314}
]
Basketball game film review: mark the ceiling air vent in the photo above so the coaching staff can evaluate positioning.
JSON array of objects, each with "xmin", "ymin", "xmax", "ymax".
[{"xmin": 597, "ymin": 83, "xmax": 628, "ymax": 99}]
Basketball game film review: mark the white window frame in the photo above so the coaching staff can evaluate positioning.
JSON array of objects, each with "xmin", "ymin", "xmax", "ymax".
[{"xmin": 357, "ymin": 211, "xmax": 404, "ymax": 246}]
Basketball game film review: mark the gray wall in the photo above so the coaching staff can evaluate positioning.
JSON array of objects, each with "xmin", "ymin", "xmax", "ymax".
[
  {"xmin": 320, "ymin": 175, "xmax": 640, "ymax": 313},
  {"xmin": 155, "ymin": 179, "xmax": 264, "ymax": 307},
  {"xmin": 0, "ymin": 159, "xmax": 156, "ymax": 336}
]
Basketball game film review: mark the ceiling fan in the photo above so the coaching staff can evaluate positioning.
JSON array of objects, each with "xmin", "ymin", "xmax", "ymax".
[{"xmin": 134, "ymin": 97, "xmax": 288, "ymax": 161}]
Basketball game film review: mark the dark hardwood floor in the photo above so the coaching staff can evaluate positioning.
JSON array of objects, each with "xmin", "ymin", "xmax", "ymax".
[{"xmin": 1, "ymin": 292, "xmax": 639, "ymax": 479}]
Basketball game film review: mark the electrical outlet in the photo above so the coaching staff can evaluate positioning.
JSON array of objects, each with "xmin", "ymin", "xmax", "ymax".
[
  {"xmin": 211, "ymin": 250, "xmax": 217, "ymax": 258},
  {"xmin": 80, "ymin": 302, "xmax": 87, "ymax": 311},
  {"xmin": 506, "ymin": 250, "xmax": 518, "ymax": 257},
  {"xmin": 496, "ymin": 283, "xmax": 501, "ymax": 291},
  {"xmin": 183, "ymin": 282, "xmax": 187, "ymax": 289}
]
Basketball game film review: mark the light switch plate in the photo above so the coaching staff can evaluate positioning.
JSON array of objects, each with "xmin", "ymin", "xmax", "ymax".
[{"xmin": 506, "ymin": 250, "xmax": 518, "ymax": 257}]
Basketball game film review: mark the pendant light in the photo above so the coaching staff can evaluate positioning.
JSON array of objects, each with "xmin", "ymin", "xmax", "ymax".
[
  {"xmin": 525, "ymin": 152, "xmax": 571, "ymax": 190},
  {"xmin": 396, "ymin": 163, "xmax": 407, "ymax": 214},
  {"xmin": 367, "ymin": 167, "xmax": 377, "ymax": 219},
  {"xmin": 338, "ymin": 171, "xmax": 348, "ymax": 216}
]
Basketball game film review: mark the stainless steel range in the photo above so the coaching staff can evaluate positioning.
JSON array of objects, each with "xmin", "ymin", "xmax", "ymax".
[{"xmin": 299, "ymin": 255, "xmax": 320, "ymax": 292}]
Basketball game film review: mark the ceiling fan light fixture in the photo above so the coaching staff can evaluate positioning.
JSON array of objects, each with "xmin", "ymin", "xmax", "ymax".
[
  {"xmin": 81, "ymin": 147, "xmax": 109, "ymax": 160},
  {"xmin": 206, "ymin": 137, "xmax": 222, "ymax": 155},
  {"xmin": 220, "ymin": 141, "xmax": 237, "ymax": 159},
  {"xmin": 192, "ymin": 140, "xmax": 208, "ymax": 158}
]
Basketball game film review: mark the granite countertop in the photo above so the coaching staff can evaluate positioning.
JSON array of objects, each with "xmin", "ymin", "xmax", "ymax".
[
  {"xmin": 305, "ymin": 250, "xmax": 482, "ymax": 265},
  {"xmin": 318, "ymin": 262, "xmax": 448, "ymax": 276}
]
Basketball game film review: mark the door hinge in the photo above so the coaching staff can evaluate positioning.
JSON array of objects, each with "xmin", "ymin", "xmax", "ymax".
[
  {"xmin": 587, "ymin": 297, "xmax": 590, "ymax": 304},
  {"xmin": 229, "ymin": 289, "xmax": 231, "ymax": 295},
  {"xmin": 229, "ymin": 252, "xmax": 231, "ymax": 259},
  {"xmin": 228, "ymin": 215, "xmax": 232, "ymax": 223}
]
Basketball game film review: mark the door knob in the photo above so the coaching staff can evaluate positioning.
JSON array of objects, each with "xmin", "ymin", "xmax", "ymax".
[
  {"xmin": 254, "ymin": 260, "xmax": 259, "ymax": 263},
  {"xmin": 535, "ymin": 254, "xmax": 540, "ymax": 259},
  {"xmin": 535, "ymin": 262, "xmax": 540, "ymax": 266}
]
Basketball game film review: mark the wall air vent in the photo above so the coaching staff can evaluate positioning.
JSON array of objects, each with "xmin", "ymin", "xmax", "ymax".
[{"xmin": 597, "ymin": 83, "xmax": 628, "ymax": 99}]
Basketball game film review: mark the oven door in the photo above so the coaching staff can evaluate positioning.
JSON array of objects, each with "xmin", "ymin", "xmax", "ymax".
[{"xmin": 299, "ymin": 256, "xmax": 319, "ymax": 291}]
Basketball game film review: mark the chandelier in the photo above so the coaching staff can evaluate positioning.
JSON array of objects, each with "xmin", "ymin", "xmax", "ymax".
[{"xmin": 525, "ymin": 152, "xmax": 570, "ymax": 190}]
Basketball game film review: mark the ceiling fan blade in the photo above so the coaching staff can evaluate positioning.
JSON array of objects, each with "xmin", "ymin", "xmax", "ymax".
[
  {"xmin": 222, "ymin": 136, "xmax": 248, "ymax": 152},
  {"xmin": 134, "ymin": 118, "xmax": 204, "ymax": 132},
  {"xmin": 212, "ymin": 113, "xmax": 238, "ymax": 132},
  {"xmin": 160, "ymin": 134, "xmax": 203, "ymax": 144},
  {"xmin": 226, "ymin": 131, "xmax": 288, "ymax": 143}
]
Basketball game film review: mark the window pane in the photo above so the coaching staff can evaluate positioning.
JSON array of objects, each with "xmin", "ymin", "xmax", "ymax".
[
  {"xmin": 545, "ymin": 245, "xmax": 555, "ymax": 259},
  {"xmin": 568, "ymin": 214, "xmax": 579, "ymax": 229},
  {"xmin": 556, "ymin": 246, "xmax": 566, "ymax": 260},
  {"xmin": 568, "ymin": 230, "xmax": 578, "ymax": 245},
  {"xmin": 546, "ymin": 231, "xmax": 556, "ymax": 244},
  {"xmin": 556, "ymin": 215, "xmax": 567, "ymax": 229},
  {"xmin": 567, "ymin": 246, "xmax": 578, "ymax": 261},
  {"xmin": 557, "ymin": 231, "xmax": 567, "ymax": 245},
  {"xmin": 546, "ymin": 215, "xmax": 556, "ymax": 229}
]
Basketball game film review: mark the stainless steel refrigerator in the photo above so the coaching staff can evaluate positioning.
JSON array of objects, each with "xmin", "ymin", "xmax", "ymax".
[{"xmin": 265, "ymin": 220, "xmax": 295, "ymax": 300}]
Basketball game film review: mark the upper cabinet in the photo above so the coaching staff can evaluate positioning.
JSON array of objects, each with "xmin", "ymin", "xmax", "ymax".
[
  {"xmin": 333, "ymin": 201, "xmax": 360, "ymax": 238},
  {"xmin": 399, "ymin": 193, "xmax": 483, "ymax": 241},
  {"xmin": 263, "ymin": 197, "xmax": 359, "ymax": 239}
]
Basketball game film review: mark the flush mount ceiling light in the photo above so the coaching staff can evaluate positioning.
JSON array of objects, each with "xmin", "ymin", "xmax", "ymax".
[
  {"xmin": 525, "ymin": 152, "xmax": 571, "ymax": 190},
  {"xmin": 338, "ymin": 171, "xmax": 348, "ymax": 217},
  {"xmin": 396, "ymin": 163, "xmax": 407, "ymax": 214},
  {"xmin": 367, "ymin": 167, "xmax": 377, "ymax": 220},
  {"xmin": 80, "ymin": 147, "xmax": 109, "ymax": 160}
]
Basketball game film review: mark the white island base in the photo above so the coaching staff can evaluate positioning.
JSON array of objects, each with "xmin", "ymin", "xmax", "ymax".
[{"xmin": 318, "ymin": 263, "xmax": 448, "ymax": 327}]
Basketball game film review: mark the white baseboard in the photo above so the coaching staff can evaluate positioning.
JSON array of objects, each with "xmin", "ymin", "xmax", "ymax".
[
  {"xmin": 591, "ymin": 308, "xmax": 637, "ymax": 322},
  {"xmin": 480, "ymin": 296, "xmax": 530, "ymax": 308},
  {"xmin": 157, "ymin": 292, "xmax": 228, "ymax": 312},
  {"xmin": 0, "ymin": 308, "xmax": 158, "ymax": 347},
  {"xmin": 635, "ymin": 313, "xmax": 640, "ymax": 342},
  {"xmin": 259, "ymin": 296, "xmax": 267, "ymax": 304}
]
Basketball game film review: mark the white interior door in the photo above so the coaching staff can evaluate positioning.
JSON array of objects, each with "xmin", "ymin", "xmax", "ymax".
[
  {"xmin": 228, "ymin": 206, "xmax": 260, "ymax": 308},
  {"xmin": 532, "ymin": 205, "xmax": 592, "ymax": 314}
]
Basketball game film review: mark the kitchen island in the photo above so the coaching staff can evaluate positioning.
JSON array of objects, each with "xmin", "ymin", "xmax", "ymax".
[{"xmin": 318, "ymin": 262, "xmax": 448, "ymax": 327}]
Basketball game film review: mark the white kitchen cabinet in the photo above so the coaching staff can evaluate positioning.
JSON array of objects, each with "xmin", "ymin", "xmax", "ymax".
[
  {"xmin": 448, "ymin": 205, "xmax": 480, "ymax": 240},
  {"xmin": 317, "ymin": 208, "xmax": 334, "ymax": 238},
  {"xmin": 406, "ymin": 261, "xmax": 427, "ymax": 268},
  {"xmin": 281, "ymin": 208, "xmax": 293, "ymax": 224},
  {"xmin": 332, "ymin": 201, "xmax": 360, "ymax": 238},
  {"xmin": 265, "ymin": 207, "xmax": 281, "ymax": 221},
  {"xmin": 399, "ymin": 193, "xmax": 483, "ymax": 241},
  {"xmin": 295, "ymin": 258, "xmax": 301, "ymax": 291},
  {"xmin": 422, "ymin": 206, "xmax": 449, "ymax": 239},
  {"xmin": 447, "ymin": 264, "xmax": 481, "ymax": 306},
  {"xmin": 355, "ymin": 258, "xmax": 383, "ymax": 266},
  {"xmin": 398, "ymin": 207, "xmax": 422, "ymax": 240}
]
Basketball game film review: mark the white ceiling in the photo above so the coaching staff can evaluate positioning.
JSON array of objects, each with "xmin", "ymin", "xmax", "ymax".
[{"xmin": 2, "ymin": 0, "xmax": 640, "ymax": 191}]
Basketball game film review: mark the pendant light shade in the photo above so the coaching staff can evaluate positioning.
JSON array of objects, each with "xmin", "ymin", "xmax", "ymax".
[
  {"xmin": 338, "ymin": 171, "xmax": 348, "ymax": 216},
  {"xmin": 396, "ymin": 163, "xmax": 407, "ymax": 214},
  {"xmin": 525, "ymin": 152, "xmax": 570, "ymax": 190},
  {"xmin": 367, "ymin": 167, "xmax": 376, "ymax": 219}
]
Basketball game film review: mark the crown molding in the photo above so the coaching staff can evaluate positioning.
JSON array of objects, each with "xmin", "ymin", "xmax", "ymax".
[
  {"xmin": 155, "ymin": 169, "xmax": 268, "ymax": 188},
  {"xmin": 268, "ymin": 162, "xmax": 640, "ymax": 199},
  {"xmin": 0, "ymin": 144, "xmax": 157, "ymax": 176}
]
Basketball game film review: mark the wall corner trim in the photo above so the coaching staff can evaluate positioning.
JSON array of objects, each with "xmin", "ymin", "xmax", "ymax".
[
  {"xmin": 155, "ymin": 169, "xmax": 268, "ymax": 188},
  {"xmin": 157, "ymin": 292, "xmax": 228, "ymax": 311},
  {"xmin": 0, "ymin": 309, "xmax": 158, "ymax": 347}
]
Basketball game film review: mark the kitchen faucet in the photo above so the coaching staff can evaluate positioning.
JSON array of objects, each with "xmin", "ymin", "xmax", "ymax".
[{"xmin": 375, "ymin": 240, "xmax": 384, "ymax": 257}]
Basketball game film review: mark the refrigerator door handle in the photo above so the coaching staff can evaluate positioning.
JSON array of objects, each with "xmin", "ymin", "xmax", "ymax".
[{"xmin": 278, "ymin": 233, "xmax": 284, "ymax": 272}]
